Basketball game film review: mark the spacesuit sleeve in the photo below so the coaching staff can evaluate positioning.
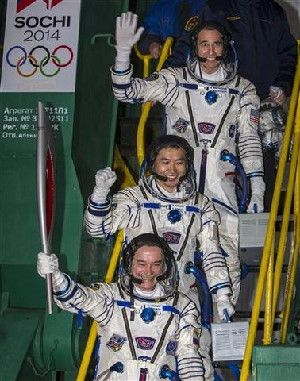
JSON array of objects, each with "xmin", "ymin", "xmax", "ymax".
[
  {"xmin": 111, "ymin": 65, "xmax": 179, "ymax": 106},
  {"xmin": 238, "ymin": 79, "xmax": 264, "ymax": 179},
  {"xmin": 52, "ymin": 272, "xmax": 115, "ymax": 326},
  {"xmin": 198, "ymin": 196, "xmax": 232, "ymax": 294},
  {"xmin": 176, "ymin": 298, "xmax": 205, "ymax": 380},
  {"xmin": 84, "ymin": 187, "xmax": 141, "ymax": 238}
]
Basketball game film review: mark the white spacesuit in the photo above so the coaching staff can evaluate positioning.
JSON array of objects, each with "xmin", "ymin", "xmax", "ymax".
[
  {"xmin": 37, "ymin": 233, "xmax": 205, "ymax": 381},
  {"xmin": 85, "ymin": 135, "xmax": 234, "ymax": 380},
  {"xmin": 85, "ymin": 135, "xmax": 232, "ymax": 314},
  {"xmin": 110, "ymin": 13, "xmax": 266, "ymax": 305}
]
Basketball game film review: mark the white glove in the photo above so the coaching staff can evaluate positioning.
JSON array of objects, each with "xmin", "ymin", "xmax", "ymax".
[
  {"xmin": 90, "ymin": 167, "xmax": 117, "ymax": 203},
  {"xmin": 216, "ymin": 289, "xmax": 235, "ymax": 321},
  {"xmin": 247, "ymin": 177, "xmax": 265, "ymax": 213},
  {"xmin": 37, "ymin": 252, "xmax": 59, "ymax": 278},
  {"xmin": 115, "ymin": 12, "xmax": 144, "ymax": 70},
  {"xmin": 269, "ymin": 86, "xmax": 286, "ymax": 106}
]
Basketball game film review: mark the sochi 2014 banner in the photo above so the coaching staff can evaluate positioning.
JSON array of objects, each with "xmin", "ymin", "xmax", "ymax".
[{"xmin": 0, "ymin": 0, "xmax": 81, "ymax": 92}]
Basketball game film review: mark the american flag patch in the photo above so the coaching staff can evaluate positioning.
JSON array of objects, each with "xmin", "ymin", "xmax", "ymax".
[{"xmin": 250, "ymin": 109, "xmax": 260, "ymax": 125}]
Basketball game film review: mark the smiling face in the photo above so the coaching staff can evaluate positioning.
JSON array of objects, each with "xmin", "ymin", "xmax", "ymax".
[
  {"xmin": 153, "ymin": 147, "xmax": 187, "ymax": 193},
  {"xmin": 131, "ymin": 245, "xmax": 164, "ymax": 292},
  {"xmin": 196, "ymin": 28, "xmax": 224, "ymax": 74}
]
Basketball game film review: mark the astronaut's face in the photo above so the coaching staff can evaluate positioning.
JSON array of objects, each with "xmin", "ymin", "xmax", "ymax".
[
  {"xmin": 153, "ymin": 147, "xmax": 187, "ymax": 193},
  {"xmin": 196, "ymin": 28, "xmax": 224, "ymax": 74},
  {"xmin": 131, "ymin": 245, "xmax": 164, "ymax": 291}
]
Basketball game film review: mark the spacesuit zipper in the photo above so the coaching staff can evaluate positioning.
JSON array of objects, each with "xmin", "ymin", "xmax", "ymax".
[
  {"xmin": 139, "ymin": 367, "xmax": 148, "ymax": 381},
  {"xmin": 198, "ymin": 148, "xmax": 208, "ymax": 194},
  {"xmin": 198, "ymin": 139, "xmax": 210, "ymax": 194}
]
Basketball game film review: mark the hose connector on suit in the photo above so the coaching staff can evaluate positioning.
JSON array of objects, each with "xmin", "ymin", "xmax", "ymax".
[
  {"xmin": 185, "ymin": 261, "xmax": 213, "ymax": 329},
  {"xmin": 220, "ymin": 150, "xmax": 249, "ymax": 213}
]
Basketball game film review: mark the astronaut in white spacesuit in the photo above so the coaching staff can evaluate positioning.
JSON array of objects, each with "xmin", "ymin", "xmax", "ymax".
[
  {"xmin": 111, "ymin": 12, "xmax": 266, "ymax": 305},
  {"xmin": 85, "ymin": 135, "xmax": 233, "ymax": 318},
  {"xmin": 85, "ymin": 135, "xmax": 234, "ymax": 380},
  {"xmin": 37, "ymin": 233, "xmax": 205, "ymax": 381}
]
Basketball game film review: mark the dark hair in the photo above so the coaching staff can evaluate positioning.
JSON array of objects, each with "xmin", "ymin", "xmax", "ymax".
[
  {"xmin": 147, "ymin": 134, "xmax": 194, "ymax": 177},
  {"xmin": 122, "ymin": 233, "xmax": 174, "ymax": 282},
  {"xmin": 191, "ymin": 20, "xmax": 231, "ymax": 60}
]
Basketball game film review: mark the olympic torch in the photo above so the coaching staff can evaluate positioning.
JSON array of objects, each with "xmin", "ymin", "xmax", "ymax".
[{"xmin": 36, "ymin": 101, "xmax": 56, "ymax": 314}]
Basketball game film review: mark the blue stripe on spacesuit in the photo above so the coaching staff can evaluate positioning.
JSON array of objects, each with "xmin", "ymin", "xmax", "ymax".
[
  {"xmin": 95, "ymin": 300, "xmax": 114, "ymax": 324},
  {"xmin": 177, "ymin": 356, "xmax": 205, "ymax": 379},
  {"xmin": 246, "ymin": 171, "xmax": 264, "ymax": 178},
  {"xmin": 112, "ymin": 82, "xmax": 132, "ymax": 90},
  {"xmin": 88, "ymin": 198, "xmax": 110, "ymax": 208},
  {"xmin": 56, "ymin": 284, "xmax": 80, "ymax": 302},
  {"xmin": 178, "ymin": 83, "xmax": 240, "ymax": 95},
  {"xmin": 142, "ymin": 203, "xmax": 201, "ymax": 214},
  {"xmin": 87, "ymin": 207, "xmax": 110, "ymax": 217},
  {"xmin": 111, "ymin": 66, "xmax": 131, "ymax": 75},
  {"xmin": 116, "ymin": 300, "xmax": 132, "ymax": 308},
  {"xmin": 53, "ymin": 274, "xmax": 71, "ymax": 296},
  {"xmin": 210, "ymin": 282, "xmax": 232, "ymax": 294},
  {"xmin": 115, "ymin": 301, "xmax": 180, "ymax": 314},
  {"xmin": 163, "ymin": 305, "xmax": 180, "ymax": 314},
  {"xmin": 220, "ymin": 247, "xmax": 229, "ymax": 257},
  {"xmin": 186, "ymin": 206, "xmax": 200, "ymax": 213},
  {"xmin": 93, "ymin": 336, "xmax": 101, "ymax": 380},
  {"xmin": 211, "ymin": 198, "xmax": 238, "ymax": 215},
  {"xmin": 143, "ymin": 202, "xmax": 160, "ymax": 209}
]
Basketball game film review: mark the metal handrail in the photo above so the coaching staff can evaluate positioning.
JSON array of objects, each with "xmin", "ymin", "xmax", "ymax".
[
  {"xmin": 134, "ymin": 44, "xmax": 152, "ymax": 78},
  {"xmin": 240, "ymin": 44, "xmax": 300, "ymax": 380},
  {"xmin": 279, "ymin": 99, "xmax": 300, "ymax": 343},
  {"xmin": 270, "ymin": 96, "xmax": 300, "ymax": 331}
]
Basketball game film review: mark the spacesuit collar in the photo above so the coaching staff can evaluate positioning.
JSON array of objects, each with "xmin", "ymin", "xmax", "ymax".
[
  {"xmin": 134, "ymin": 283, "xmax": 165, "ymax": 299},
  {"xmin": 140, "ymin": 175, "xmax": 195, "ymax": 203},
  {"xmin": 153, "ymin": 179, "xmax": 185, "ymax": 200},
  {"xmin": 201, "ymin": 65, "xmax": 226, "ymax": 82},
  {"xmin": 186, "ymin": 42, "xmax": 238, "ymax": 86}
]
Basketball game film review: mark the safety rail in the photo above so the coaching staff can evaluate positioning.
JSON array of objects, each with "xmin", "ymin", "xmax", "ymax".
[
  {"xmin": 240, "ymin": 43, "xmax": 300, "ymax": 381},
  {"xmin": 136, "ymin": 37, "xmax": 173, "ymax": 166},
  {"xmin": 76, "ymin": 146, "xmax": 135, "ymax": 381}
]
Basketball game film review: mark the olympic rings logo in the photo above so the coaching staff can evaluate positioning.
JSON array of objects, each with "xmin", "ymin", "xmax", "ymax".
[{"xmin": 6, "ymin": 45, "xmax": 74, "ymax": 77}]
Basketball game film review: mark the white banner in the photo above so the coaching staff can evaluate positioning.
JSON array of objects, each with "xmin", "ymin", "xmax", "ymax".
[{"xmin": 0, "ymin": 0, "xmax": 81, "ymax": 92}]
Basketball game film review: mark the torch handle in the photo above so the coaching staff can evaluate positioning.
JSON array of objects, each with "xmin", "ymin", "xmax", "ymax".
[{"xmin": 46, "ymin": 273, "xmax": 53, "ymax": 314}]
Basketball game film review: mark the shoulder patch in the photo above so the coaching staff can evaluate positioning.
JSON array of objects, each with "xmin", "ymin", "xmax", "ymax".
[
  {"xmin": 185, "ymin": 16, "xmax": 199, "ymax": 32},
  {"xmin": 145, "ymin": 72, "xmax": 159, "ymax": 81},
  {"xmin": 90, "ymin": 283, "xmax": 100, "ymax": 290}
]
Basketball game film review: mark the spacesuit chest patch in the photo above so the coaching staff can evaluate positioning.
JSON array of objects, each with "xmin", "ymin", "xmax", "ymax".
[
  {"xmin": 106, "ymin": 333, "xmax": 127, "ymax": 352},
  {"xmin": 198, "ymin": 122, "xmax": 216, "ymax": 134},
  {"xmin": 162, "ymin": 231, "xmax": 181, "ymax": 244},
  {"xmin": 135, "ymin": 337, "xmax": 156, "ymax": 350},
  {"xmin": 166, "ymin": 340, "xmax": 177, "ymax": 356},
  {"xmin": 172, "ymin": 118, "xmax": 189, "ymax": 133}
]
